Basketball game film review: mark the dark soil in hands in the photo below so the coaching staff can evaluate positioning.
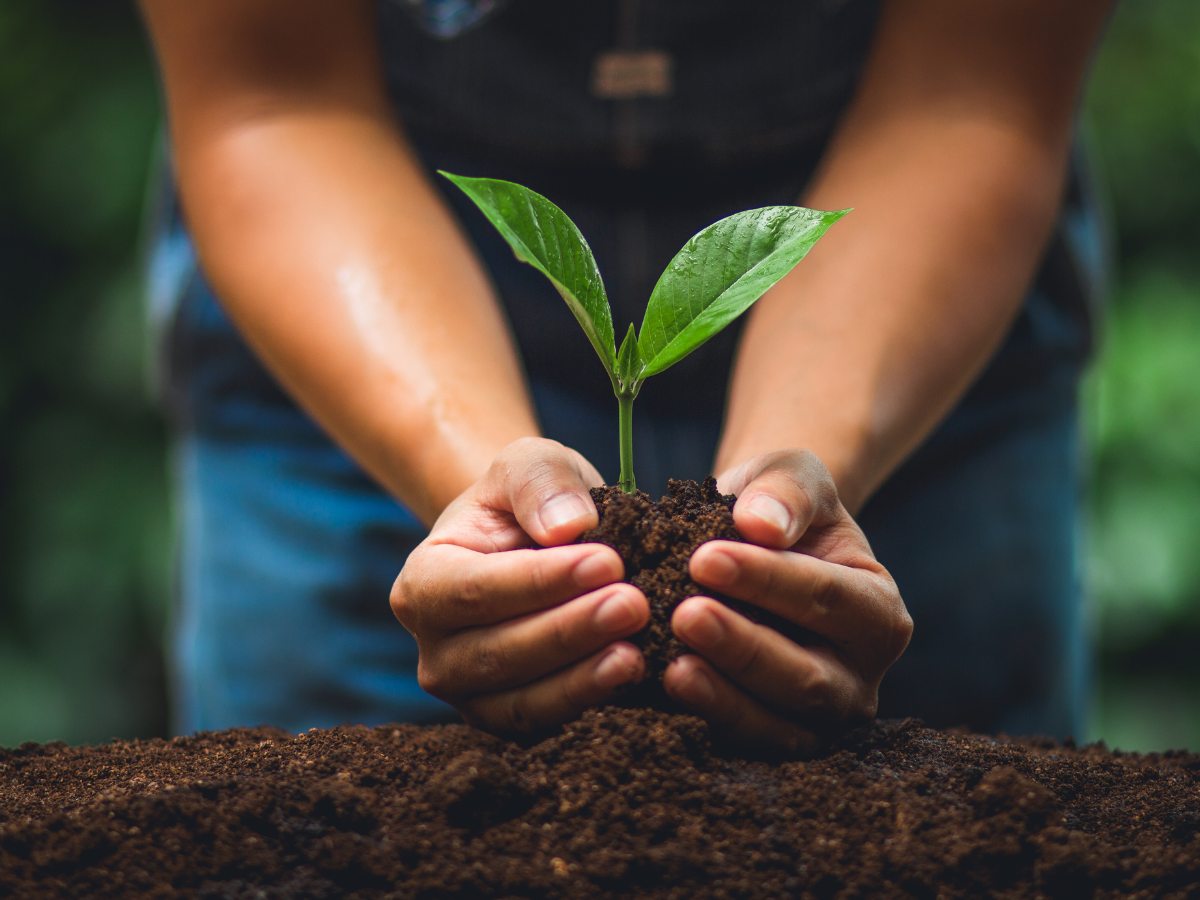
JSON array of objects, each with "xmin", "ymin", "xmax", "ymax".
[
  {"xmin": 578, "ymin": 477, "xmax": 816, "ymax": 706},
  {"xmin": 579, "ymin": 477, "xmax": 739, "ymax": 681},
  {"xmin": 3, "ymin": 709, "xmax": 1200, "ymax": 899}
]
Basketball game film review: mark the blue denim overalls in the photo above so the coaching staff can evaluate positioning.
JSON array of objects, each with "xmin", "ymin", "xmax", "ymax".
[{"xmin": 147, "ymin": 0, "xmax": 1106, "ymax": 737}]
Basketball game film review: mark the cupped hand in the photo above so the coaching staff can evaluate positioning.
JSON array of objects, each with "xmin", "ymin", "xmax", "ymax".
[
  {"xmin": 664, "ymin": 449, "xmax": 912, "ymax": 759},
  {"xmin": 390, "ymin": 437, "xmax": 649, "ymax": 738}
]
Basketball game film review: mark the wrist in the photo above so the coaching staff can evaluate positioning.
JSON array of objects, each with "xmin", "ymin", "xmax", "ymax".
[{"xmin": 388, "ymin": 419, "xmax": 540, "ymax": 527}]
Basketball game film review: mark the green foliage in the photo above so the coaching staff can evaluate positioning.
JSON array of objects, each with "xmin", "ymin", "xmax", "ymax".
[
  {"xmin": 1085, "ymin": 0, "xmax": 1200, "ymax": 265},
  {"xmin": 1084, "ymin": 271, "xmax": 1200, "ymax": 638},
  {"xmin": 615, "ymin": 323, "xmax": 642, "ymax": 389},
  {"xmin": 440, "ymin": 173, "xmax": 617, "ymax": 373},
  {"xmin": 1078, "ymin": 0, "xmax": 1200, "ymax": 750},
  {"xmin": 1080, "ymin": 266, "xmax": 1200, "ymax": 756},
  {"xmin": 0, "ymin": 0, "xmax": 168, "ymax": 747},
  {"xmin": 638, "ymin": 206, "xmax": 847, "ymax": 377},
  {"xmin": 445, "ymin": 173, "xmax": 843, "ymax": 491}
]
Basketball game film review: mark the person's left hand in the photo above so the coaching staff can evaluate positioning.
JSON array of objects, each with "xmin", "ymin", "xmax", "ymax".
[{"xmin": 663, "ymin": 449, "xmax": 912, "ymax": 759}]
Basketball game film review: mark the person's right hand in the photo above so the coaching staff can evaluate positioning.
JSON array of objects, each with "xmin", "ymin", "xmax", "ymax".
[{"xmin": 390, "ymin": 437, "xmax": 649, "ymax": 738}]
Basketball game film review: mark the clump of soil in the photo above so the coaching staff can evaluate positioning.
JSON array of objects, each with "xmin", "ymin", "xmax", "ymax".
[
  {"xmin": 580, "ymin": 477, "xmax": 816, "ymax": 699},
  {"xmin": 3, "ymin": 709, "xmax": 1199, "ymax": 898}
]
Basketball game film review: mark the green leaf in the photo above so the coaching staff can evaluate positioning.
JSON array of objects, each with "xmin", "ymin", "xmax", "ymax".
[
  {"xmin": 440, "ymin": 171, "xmax": 617, "ymax": 375},
  {"xmin": 637, "ymin": 206, "xmax": 848, "ymax": 377},
  {"xmin": 615, "ymin": 323, "xmax": 644, "ymax": 394}
]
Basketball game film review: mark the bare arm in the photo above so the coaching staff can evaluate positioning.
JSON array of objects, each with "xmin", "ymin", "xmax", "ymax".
[
  {"xmin": 662, "ymin": 0, "xmax": 1112, "ymax": 755},
  {"xmin": 718, "ymin": 0, "xmax": 1113, "ymax": 513},
  {"xmin": 139, "ymin": 0, "xmax": 539, "ymax": 525},
  {"xmin": 143, "ymin": 0, "xmax": 650, "ymax": 730}
]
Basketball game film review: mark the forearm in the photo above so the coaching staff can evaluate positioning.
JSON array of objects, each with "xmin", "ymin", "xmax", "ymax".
[
  {"xmin": 141, "ymin": 0, "xmax": 540, "ymax": 525},
  {"xmin": 174, "ymin": 111, "xmax": 538, "ymax": 524},
  {"xmin": 717, "ymin": 0, "xmax": 1110, "ymax": 513},
  {"xmin": 719, "ymin": 119, "xmax": 1062, "ymax": 512}
]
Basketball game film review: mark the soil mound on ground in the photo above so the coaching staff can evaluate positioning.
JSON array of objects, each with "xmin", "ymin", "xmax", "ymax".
[{"xmin": 3, "ymin": 708, "xmax": 1199, "ymax": 899}]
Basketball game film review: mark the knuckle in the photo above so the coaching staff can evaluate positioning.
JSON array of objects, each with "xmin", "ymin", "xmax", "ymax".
[
  {"xmin": 795, "ymin": 448, "xmax": 830, "ymax": 480},
  {"xmin": 808, "ymin": 567, "xmax": 840, "ymax": 615},
  {"xmin": 495, "ymin": 435, "xmax": 542, "ymax": 466},
  {"xmin": 454, "ymin": 569, "xmax": 489, "ymax": 618},
  {"xmin": 864, "ymin": 579, "xmax": 913, "ymax": 663},
  {"xmin": 491, "ymin": 437, "xmax": 561, "ymax": 492},
  {"xmin": 772, "ymin": 466, "xmax": 813, "ymax": 509},
  {"xmin": 790, "ymin": 450, "xmax": 839, "ymax": 518},
  {"xmin": 797, "ymin": 660, "xmax": 835, "ymax": 702},
  {"xmin": 393, "ymin": 586, "xmax": 434, "ymax": 639},
  {"xmin": 389, "ymin": 574, "xmax": 408, "ymax": 621},
  {"xmin": 471, "ymin": 639, "xmax": 509, "ymax": 690},
  {"xmin": 390, "ymin": 554, "xmax": 429, "ymax": 625},
  {"xmin": 527, "ymin": 553, "xmax": 558, "ymax": 599},
  {"xmin": 560, "ymin": 666, "xmax": 595, "ymax": 711},
  {"xmin": 729, "ymin": 627, "xmax": 766, "ymax": 679},
  {"xmin": 417, "ymin": 659, "xmax": 449, "ymax": 700},
  {"xmin": 548, "ymin": 608, "xmax": 577, "ymax": 657},
  {"xmin": 516, "ymin": 435, "xmax": 558, "ymax": 455},
  {"xmin": 746, "ymin": 553, "xmax": 781, "ymax": 606},
  {"xmin": 889, "ymin": 607, "xmax": 915, "ymax": 657},
  {"xmin": 508, "ymin": 435, "xmax": 542, "ymax": 453},
  {"xmin": 511, "ymin": 442, "xmax": 569, "ymax": 487},
  {"xmin": 856, "ymin": 691, "xmax": 879, "ymax": 721},
  {"xmin": 500, "ymin": 692, "xmax": 533, "ymax": 735}
]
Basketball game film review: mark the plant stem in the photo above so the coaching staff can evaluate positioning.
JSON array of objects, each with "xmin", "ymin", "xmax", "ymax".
[{"xmin": 617, "ymin": 392, "xmax": 636, "ymax": 493}]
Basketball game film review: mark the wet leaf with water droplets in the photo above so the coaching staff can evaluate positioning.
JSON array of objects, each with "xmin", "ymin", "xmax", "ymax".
[{"xmin": 637, "ymin": 206, "xmax": 848, "ymax": 377}]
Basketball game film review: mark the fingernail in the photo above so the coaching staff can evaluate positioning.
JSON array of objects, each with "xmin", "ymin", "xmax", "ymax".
[
  {"xmin": 696, "ymin": 549, "xmax": 739, "ymax": 589},
  {"xmin": 746, "ymin": 494, "xmax": 792, "ymax": 534},
  {"xmin": 538, "ymin": 493, "xmax": 591, "ymax": 533},
  {"xmin": 573, "ymin": 551, "xmax": 621, "ymax": 590},
  {"xmin": 677, "ymin": 604, "xmax": 725, "ymax": 651},
  {"xmin": 595, "ymin": 589, "xmax": 640, "ymax": 635},
  {"xmin": 594, "ymin": 648, "xmax": 638, "ymax": 689}
]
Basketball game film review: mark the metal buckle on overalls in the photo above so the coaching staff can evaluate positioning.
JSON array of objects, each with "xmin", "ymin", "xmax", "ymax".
[{"xmin": 590, "ymin": 49, "xmax": 674, "ymax": 99}]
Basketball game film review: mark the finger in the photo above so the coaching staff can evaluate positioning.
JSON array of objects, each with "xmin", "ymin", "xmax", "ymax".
[
  {"xmin": 689, "ymin": 541, "xmax": 906, "ymax": 656},
  {"xmin": 491, "ymin": 437, "xmax": 606, "ymax": 547},
  {"xmin": 716, "ymin": 449, "xmax": 842, "ymax": 549},
  {"xmin": 459, "ymin": 642, "xmax": 644, "ymax": 738},
  {"xmin": 392, "ymin": 541, "xmax": 624, "ymax": 633},
  {"xmin": 420, "ymin": 583, "xmax": 649, "ymax": 697},
  {"xmin": 670, "ymin": 596, "xmax": 864, "ymax": 723},
  {"xmin": 662, "ymin": 655, "xmax": 827, "ymax": 760}
]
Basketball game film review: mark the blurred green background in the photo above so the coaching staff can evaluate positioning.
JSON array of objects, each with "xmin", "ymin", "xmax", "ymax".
[{"xmin": 1, "ymin": 0, "xmax": 1198, "ymax": 750}]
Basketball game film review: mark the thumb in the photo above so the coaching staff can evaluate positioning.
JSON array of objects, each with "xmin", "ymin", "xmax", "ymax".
[
  {"xmin": 717, "ymin": 449, "xmax": 842, "ymax": 549},
  {"xmin": 494, "ymin": 437, "xmax": 606, "ymax": 546}
]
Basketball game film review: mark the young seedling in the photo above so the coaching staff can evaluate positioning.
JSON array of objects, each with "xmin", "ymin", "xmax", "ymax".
[{"xmin": 443, "ymin": 171, "xmax": 847, "ymax": 493}]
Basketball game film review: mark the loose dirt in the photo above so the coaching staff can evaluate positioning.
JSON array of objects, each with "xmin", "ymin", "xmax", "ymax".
[
  {"xmin": 5, "ymin": 479, "xmax": 1197, "ymax": 897},
  {"xmin": 580, "ymin": 477, "xmax": 819, "ymax": 707},
  {"xmin": 3, "ymin": 709, "xmax": 1199, "ymax": 898}
]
